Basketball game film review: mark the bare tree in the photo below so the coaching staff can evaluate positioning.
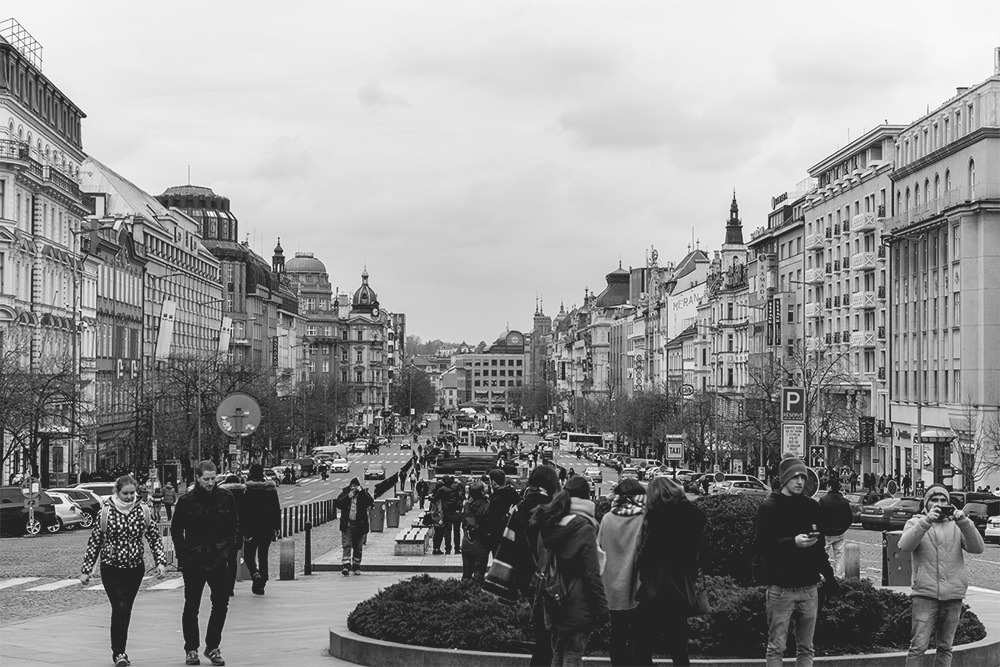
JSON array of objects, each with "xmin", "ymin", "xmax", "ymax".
[{"xmin": 953, "ymin": 394, "xmax": 1000, "ymax": 488}]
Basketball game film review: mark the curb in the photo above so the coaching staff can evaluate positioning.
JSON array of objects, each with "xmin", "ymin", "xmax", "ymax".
[
  {"xmin": 328, "ymin": 625, "xmax": 1000, "ymax": 667},
  {"xmin": 313, "ymin": 563, "xmax": 463, "ymax": 573}
]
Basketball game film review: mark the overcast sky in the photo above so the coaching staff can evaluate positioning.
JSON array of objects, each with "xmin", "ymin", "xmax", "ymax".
[{"xmin": 8, "ymin": 1, "xmax": 1000, "ymax": 344}]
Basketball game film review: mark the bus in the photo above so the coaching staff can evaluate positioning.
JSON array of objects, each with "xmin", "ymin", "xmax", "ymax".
[{"xmin": 559, "ymin": 432, "xmax": 604, "ymax": 450}]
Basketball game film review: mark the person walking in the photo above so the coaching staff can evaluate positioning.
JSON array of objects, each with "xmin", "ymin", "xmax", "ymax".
[
  {"xmin": 150, "ymin": 483, "xmax": 164, "ymax": 521},
  {"xmin": 531, "ymin": 476, "xmax": 609, "ymax": 667},
  {"xmin": 818, "ymin": 478, "xmax": 853, "ymax": 578},
  {"xmin": 597, "ymin": 478, "xmax": 646, "ymax": 666},
  {"xmin": 902, "ymin": 473, "xmax": 912, "ymax": 496},
  {"xmin": 849, "ymin": 469, "xmax": 858, "ymax": 493},
  {"xmin": 240, "ymin": 464, "xmax": 281, "ymax": 595},
  {"xmin": 335, "ymin": 478, "xmax": 374, "ymax": 575},
  {"xmin": 409, "ymin": 469, "xmax": 417, "ymax": 492},
  {"xmin": 755, "ymin": 453, "xmax": 839, "ymax": 667},
  {"xmin": 633, "ymin": 477, "xmax": 705, "ymax": 666},
  {"xmin": 223, "ymin": 475, "xmax": 246, "ymax": 597},
  {"xmin": 80, "ymin": 475, "xmax": 167, "ymax": 667},
  {"xmin": 171, "ymin": 461, "xmax": 240, "ymax": 666},
  {"xmin": 461, "ymin": 481, "xmax": 492, "ymax": 582},
  {"xmin": 163, "ymin": 483, "xmax": 177, "ymax": 520},
  {"xmin": 899, "ymin": 485, "xmax": 985, "ymax": 666},
  {"xmin": 485, "ymin": 468, "xmax": 521, "ymax": 554}
]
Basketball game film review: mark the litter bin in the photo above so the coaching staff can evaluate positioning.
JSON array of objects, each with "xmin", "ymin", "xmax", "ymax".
[
  {"xmin": 385, "ymin": 497, "xmax": 400, "ymax": 529},
  {"xmin": 882, "ymin": 530, "xmax": 912, "ymax": 587},
  {"xmin": 398, "ymin": 491, "xmax": 412, "ymax": 513},
  {"xmin": 369, "ymin": 499, "xmax": 385, "ymax": 533}
]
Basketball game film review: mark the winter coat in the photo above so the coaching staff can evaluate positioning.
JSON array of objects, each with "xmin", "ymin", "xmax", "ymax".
[
  {"xmin": 462, "ymin": 497, "xmax": 492, "ymax": 556},
  {"xmin": 171, "ymin": 484, "xmax": 240, "ymax": 571},
  {"xmin": 240, "ymin": 479, "xmax": 281, "ymax": 539},
  {"xmin": 431, "ymin": 483, "xmax": 462, "ymax": 521},
  {"xmin": 163, "ymin": 487, "xmax": 177, "ymax": 505},
  {"xmin": 754, "ymin": 491, "xmax": 835, "ymax": 588},
  {"xmin": 539, "ymin": 498, "xmax": 609, "ymax": 632},
  {"xmin": 485, "ymin": 485, "xmax": 521, "ymax": 552},
  {"xmin": 336, "ymin": 488, "xmax": 374, "ymax": 537},
  {"xmin": 598, "ymin": 502, "xmax": 645, "ymax": 611},
  {"xmin": 416, "ymin": 480, "xmax": 429, "ymax": 497},
  {"xmin": 483, "ymin": 487, "xmax": 550, "ymax": 601},
  {"xmin": 818, "ymin": 489, "xmax": 854, "ymax": 537},
  {"xmin": 898, "ymin": 512, "xmax": 985, "ymax": 600},
  {"xmin": 636, "ymin": 501, "xmax": 705, "ymax": 614},
  {"xmin": 82, "ymin": 501, "xmax": 166, "ymax": 573}
]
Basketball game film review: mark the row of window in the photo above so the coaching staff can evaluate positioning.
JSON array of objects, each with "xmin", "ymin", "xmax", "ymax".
[{"xmin": 897, "ymin": 100, "xmax": 978, "ymax": 167}]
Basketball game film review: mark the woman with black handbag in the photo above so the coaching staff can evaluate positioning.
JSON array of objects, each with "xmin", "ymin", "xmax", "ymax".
[{"xmin": 634, "ymin": 477, "xmax": 706, "ymax": 666}]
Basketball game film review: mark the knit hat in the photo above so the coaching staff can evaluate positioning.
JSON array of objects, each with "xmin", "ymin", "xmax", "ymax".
[
  {"xmin": 248, "ymin": 464, "xmax": 264, "ymax": 481},
  {"xmin": 779, "ymin": 452, "xmax": 808, "ymax": 489},
  {"xmin": 923, "ymin": 484, "xmax": 950, "ymax": 510}
]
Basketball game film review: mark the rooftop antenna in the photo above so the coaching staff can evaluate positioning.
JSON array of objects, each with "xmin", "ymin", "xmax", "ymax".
[{"xmin": 187, "ymin": 165, "xmax": 191, "ymax": 185}]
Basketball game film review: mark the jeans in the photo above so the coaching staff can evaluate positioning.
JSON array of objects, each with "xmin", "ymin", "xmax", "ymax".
[
  {"xmin": 765, "ymin": 584, "xmax": 818, "ymax": 667},
  {"xmin": 550, "ymin": 628, "xmax": 589, "ymax": 667},
  {"xmin": 243, "ymin": 535, "xmax": 272, "ymax": 583},
  {"xmin": 905, "ymin": 596, "xmax": 964, "ymax": 667},
  {"xmin": 182, "ymin": 562, "xmax": 230, "ymax": 652},
  {"xmin": 100, "ymin": 563, "xmax": 145, "ymax": 656},
  {"xmin": 825, "ymin": 533, "xmax": 846, "ymax": 578},
  {"xmin": 634, "ymin": 601, "xmax": 690, "ymax": 666},
  {"xmin": 608, "ymin": 608, "xmax": 642, "ymax": 666},
  {"xmin": 341, "ymin": 528, "xmax": 364, "ymax": 570}
]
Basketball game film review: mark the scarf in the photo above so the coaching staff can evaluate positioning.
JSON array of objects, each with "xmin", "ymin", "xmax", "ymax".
[
  {"xmin": 611, "ymin": 495, "xmax": 645, "ymax": 517},
  {"xmin": 483, "ymin": 487, "xmax": 549, "ymax": 602},
  {"xmin": 111, "ymin": 494, "xmax": 137, "ymax": 516},
  {"xmin": 569, "ymin": 497, "xmax": 597, "ymax": 526}
]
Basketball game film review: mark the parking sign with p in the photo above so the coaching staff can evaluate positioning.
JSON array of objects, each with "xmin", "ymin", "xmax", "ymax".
[{"xmin": 781, "ymin": 387, "xmax": 805, "ymax": 422}]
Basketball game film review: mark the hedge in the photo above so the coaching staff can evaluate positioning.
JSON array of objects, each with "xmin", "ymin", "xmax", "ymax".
[
  {"xmin": 693, "ymin": 494, "xmax": 765, "ymax": 584},
  {"xmin": 349, "ymin": 575, "xmax": 987, "ymax": 659}
]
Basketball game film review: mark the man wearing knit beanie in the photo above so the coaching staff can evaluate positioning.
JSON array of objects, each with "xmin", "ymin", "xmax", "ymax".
[
  {"xmin": 755, "ymin": 452, "xmax": 837, "ymax": 666},
  {"xmin": 899, "ymin": 483, "xmax": 984, "ymax": 665}
]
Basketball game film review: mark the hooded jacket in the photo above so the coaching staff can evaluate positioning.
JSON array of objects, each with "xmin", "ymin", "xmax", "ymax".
[
  {"xmin": 241, "ymin": 479, "xmax": 281, "ymax": 539},
  {"xmin": 539, "ymin": 498, "xmax": 609, "ymax": 631},
  {"xmin": 755, "ymin": 491, "xmax": 835, "ymax": 588},
  {"xmin": 898, "ymin": 490, "xmax": 985, "ymax": 600},
  {"xmin": 171, "ymin": 483, "xmax": 239, "ymax": 571}
]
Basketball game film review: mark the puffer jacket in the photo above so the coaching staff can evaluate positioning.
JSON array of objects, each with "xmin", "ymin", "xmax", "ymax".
[
  {"xmin": 898, "ymin": 512, "xmax": 985, "ymax": 600},
  {"xmin": 241, "ymin": 479, "xmax": 281, "ymax": 539}
]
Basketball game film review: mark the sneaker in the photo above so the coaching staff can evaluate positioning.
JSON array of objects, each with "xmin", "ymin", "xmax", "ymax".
[
  {"xmin": 341, "ymin": 567, "xmax": 350, "ymax": 576},
  {"xmin": 185, "ymin": 650, "xmax": 201, "ymax": 665},
  {"xmin": 113, "ymin": 653, "xmax": 130, "ymax": 667},
  {"xmin": 352, "ymin": 566, "xmax": 361, "ymax": 575},
  {"xmin": 205, "ymin": 648, "xmax": 226, "ymax": 666},
  {"xmin": 251, "ymin": 573, "xmax": 264, "ymax": 595}
]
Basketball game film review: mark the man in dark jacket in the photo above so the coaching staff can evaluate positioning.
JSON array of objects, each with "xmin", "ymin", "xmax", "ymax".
[
  {"xmin": 241, "ymin": 464, "xmax": 281, "ymax": 595},
  {"xmin": 335, "ymin": 478, "xmax": 374, "ymax": 575},
  {"xmin": 172, "ymin": 461, "xmax": 239, "ymax": 667},
  {"xmin": 818, "ymin": 477, "xmax": 853, "ymax": 578},
  {"xmin": 755, "ymin": 453, "xmax": 838, "ymax": 667},
  {"xmin": 430, "ymin": 476, "xmax": 462, "ymax": 555},
  {"xmin": 485, "ymin": 469, "xmax": 520, "ymax": 554},
  {"xmin": 415, "ymin": 478, "xmax": 429, "ymax": 509}
]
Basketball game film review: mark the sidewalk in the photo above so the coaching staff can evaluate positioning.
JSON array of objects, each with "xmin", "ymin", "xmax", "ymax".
[{"xmin": 313, "ymin": 518, "xmax": 464, "ymax": 572}]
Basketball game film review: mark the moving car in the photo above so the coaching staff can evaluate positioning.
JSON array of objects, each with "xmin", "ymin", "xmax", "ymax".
[
  {"xmin": 263, "ymin": 468, "xmax": 281, "ymax": 485},
  {"xmin": 364, "ymin": 463, "xmax": 386, "ymax": 480},
  {"xmin": 75, "ymin": 482, "xmax": 117, "ymax": 503},
  {"xmin": 349, "ymin": 440, "xmax": 368, "ymax": 454},
  {"xmin": 619, "ymin": 467, "xmax": 639, "ymax": 481},
  {"xmin": 400, "ymin": 440, "xmax": 411, "ymax": 450},
  {"xmin": 860, "ymin": 497, "xmax": 923, "ymax": 531},
  {"xmin": 46, "ymin": 491, "xmax": 91, "ymax": 530},
  {"xmin": 331, "ymin": 457, "xmax": 351, "ymax": 473},
  {"xmin": 583, "ymin": 467, "xmax": 603, "ymax": 484}
]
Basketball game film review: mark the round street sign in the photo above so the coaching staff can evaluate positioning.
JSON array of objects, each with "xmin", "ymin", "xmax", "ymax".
[
  {"xmin": 679, "ymin": 384, "xmax": 695, "ymax": 397},
  {"xmin": 215, "ymin": 392, "xmax": 262, "ymax": 437}
]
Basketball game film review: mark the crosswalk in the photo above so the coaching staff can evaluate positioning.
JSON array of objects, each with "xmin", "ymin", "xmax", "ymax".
[{"xmin": 0, "ymin": 575, "xmax": 187, "ymax": 593}]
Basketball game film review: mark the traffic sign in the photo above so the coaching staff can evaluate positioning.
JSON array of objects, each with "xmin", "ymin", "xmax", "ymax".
[
  {"xmin": 679, "ymin": 384, "xmax": 695, "ymax": 397},
  {"xmin": 782, "ymin": 422, "xmax": 806, "ymax": 457},
  {"xmin": 781, "ymin": 387, "xmax": 805, "ymax": 422},
  {"xmin": 666, "ymin": 442, "xmax": 684, "ymax": 461},
  {"xmin": 215, "ymin": 393, "xmax": 262, "ymax": 437}
]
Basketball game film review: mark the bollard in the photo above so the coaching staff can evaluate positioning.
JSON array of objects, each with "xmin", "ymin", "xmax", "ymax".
[
  {"xmin": 304, "ymin": 522, "xmax": 312, "ymax": 576},
  {"xmin": 282, "ymin": 507, "xmax": 289, "ymax": 537},
  {"xmin": 883, "ymin": 530, "xmax": 911, "ymax": 586},
  {"xmin": 279, "ymin": 538, "xmax": 295, "ymax": 580},
  {"xmin": 845, "ymin": 541, "xmax": 860, "ymax": 580}
]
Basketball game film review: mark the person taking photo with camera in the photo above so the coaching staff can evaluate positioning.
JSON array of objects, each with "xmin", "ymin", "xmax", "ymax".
[{"xmin": 899, "ymin": 484, "xmax": 984, "ymax": 667}]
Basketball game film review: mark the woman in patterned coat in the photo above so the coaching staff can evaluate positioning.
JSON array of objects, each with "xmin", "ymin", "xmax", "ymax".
[{"xmin": 80, "ymin": 474, "xmax": 167, "ymax": 667}]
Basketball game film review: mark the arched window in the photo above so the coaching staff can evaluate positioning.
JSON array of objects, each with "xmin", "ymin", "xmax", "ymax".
[
  {"xmin": 905, "ymin": 187, "xmax": 911, "ymax": 211},
  {"xmin": 17, "ymin": 125, "xmax": 23, "ymax": 140},
  {"xmin": 934, "ymin": 174, "xmax": 940, "ymax": 199},
  {"xmin": 945, "ymin": 169, "xmax": 952, "ymax": 191},
  {"xmin": 968, "ymin": 159, "xmax": 976, "ymax": 198},
  {"xmin": 914, "ymin": 183, "xmax": 920, "ymax": 208},
  {"xmin": 924, "ymin": 178, "xmax": 930, "ymax": 204}
]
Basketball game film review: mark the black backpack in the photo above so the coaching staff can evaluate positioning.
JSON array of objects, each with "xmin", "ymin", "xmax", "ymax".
[{"xmin": 534, "ymin": 546, "xmax": 568, "ymax": 607}]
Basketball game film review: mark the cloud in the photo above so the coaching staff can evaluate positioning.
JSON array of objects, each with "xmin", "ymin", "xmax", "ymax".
[
  {"xmin": 250, "ymin": 136, "xmax": 311, "ymax": 180},
  {"xmin": 357, "ymin": 82, "xmax": 409, "ymax": 109}
]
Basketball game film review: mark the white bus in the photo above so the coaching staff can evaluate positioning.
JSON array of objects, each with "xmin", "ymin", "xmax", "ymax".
[{"xmin": 558, "ymin": 432, "xmax": 605, "ymax": 450}]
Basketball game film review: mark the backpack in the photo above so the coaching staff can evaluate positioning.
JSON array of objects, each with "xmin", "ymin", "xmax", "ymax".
[
  {"xmin": 534, "ymin": 546, "xmax": 568, "ymax": 607},
  {"xmin": 100, "ymin": 500, "xmax": 152, "ymax": 536}
]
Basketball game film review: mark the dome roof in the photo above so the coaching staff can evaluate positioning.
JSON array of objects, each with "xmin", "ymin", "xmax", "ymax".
[
  {"xmin": 351, "ymin": 269, "xmax": 379, "ymax": 311},
  {"xmin": 284, "ymin": 252, "xmax": 327, "ymax": 274},
  {"xmin": 160, "ymin": 184, "xmax": 218, "ymax": 197}
]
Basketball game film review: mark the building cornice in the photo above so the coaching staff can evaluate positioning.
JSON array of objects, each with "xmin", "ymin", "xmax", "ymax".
[{"xmin": 891, "ymin": 126, "xmax": 1000, "ymax": 181}]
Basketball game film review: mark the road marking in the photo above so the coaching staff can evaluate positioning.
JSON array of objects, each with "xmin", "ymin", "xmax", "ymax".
[
  {"xmin": 25, "ymin": 579, "xmax": 80, "ymax": 591},
  {"xmin": 85, "ymin": 583, "xmax": 105, "ymax": 590},
  {"xmin": 0, "ymin": 577, "xmax": 40, "ymax": 590},
  {"xmin": 147, "ymin": 577, "xmax": 185, "ymax": 590},
  {"xmin": 969, "ymin": 586, "xmax": 1000, "ymax": 595}
]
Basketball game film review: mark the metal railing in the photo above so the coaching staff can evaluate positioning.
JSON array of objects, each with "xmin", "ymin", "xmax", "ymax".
[{"xmin": 282, "ymin": 498, "xmax": 336, "ymax": 538}]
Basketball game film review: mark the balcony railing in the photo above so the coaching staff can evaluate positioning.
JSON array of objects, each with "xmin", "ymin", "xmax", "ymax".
[
  {"xmin": 850, "ymin": 330, "xmax": 877, "ymax": 348},
  {"xmin": 833, "ymin": 296, "xmax": 841, "ymax": 308},
  {"xmin": 833, "ymin": 332, "xmax": 841, "ymax": 343},
  {"xmin": 805, "ymin": 302, "xmax": 822, "ymax": 318},
  {"xmin": 886, "ymin": 186, "xmax": 1000, "ymax": 233},
  {"xmin": 877, "ymin": 286, "xmax": 886, "ymax": 299},
  {"xmin": 825, "ymin": 297, "xmax": 832, "ymax": 309},
  {"xmin": 834, "ymin": 224, "xmax": 841, "ymax": 235},
  {"xmin": 877, "ymin": 325, "xmax": 886, "ymax": 340},
  {"xmin": 852, "ymin": 212, "xmax": 877, "ymax": 233},
  {"xmin": 806, "ymin": 233, "xmax": 825, "ymax": 250},
  {"xmin": 843, "ymin": 219, "xmax": 850, "ymax": 233},
  {"xmin": 825, "ymin": 228, "xmax": 833, "ymax": 239},
  {"xmin": 842, "ymin": 256, "xmax": 850, "ymax": 270},
  {"xmin": 877, "ymin": 204, "xmax": 886, "ymax": 218},
  {"xmin": 851, "ymin": 251, "xmax": 877, "ymax": 271},
  {"xmin": 0, "ymin": 138, "xmax": 29, "ymax": 160},
  {"xmin": 850, "ymin": 291, "xmax": 876, "ymax": 309},
  {"xmin": 877, "ymin": 366, "xmax": 886, "ymax": 380},
  {"xmin": 825, "ymin": 262, "xmax": 833, "ymax": 274},
  {"xmin": 805, "ymin": 268, "xmax": 824, "ymax": 284},
  {"xmin": 825, "ymin": 333, "xmax": 832, "ymax": 344},
  {"xmin": 44, "ymin": 165, "xmax": 81, "ymax": 199},
  {"xmin": 877, "ymin": 246, "xmax": 886, "ymax": 259}
]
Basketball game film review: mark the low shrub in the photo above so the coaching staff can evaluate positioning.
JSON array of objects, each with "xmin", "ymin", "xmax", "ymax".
[
  {"xmin": 350, "ymin": 575, "xmax": 988, "ymax": 659},
  {"xmin": 694, "ymin": 494, "xmax": 764, "ymax": 584}
]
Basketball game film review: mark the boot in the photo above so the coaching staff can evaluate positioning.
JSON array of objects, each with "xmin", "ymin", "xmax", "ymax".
[{"xmin": 251, "ymin": 573, "xmax": 264, "ymax": 595}]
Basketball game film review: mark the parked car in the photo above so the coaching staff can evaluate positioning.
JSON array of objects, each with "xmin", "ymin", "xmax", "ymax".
[
  {"xmin": 583, "ymin": 467, "xmax": 603, "ymax": 484},
  {"xmin": 985, "ymin": 514, "xmax": 1000, "ymax": 544},
  {"xmin": 75, "ymin": 482, "xmax": 117, "ymax": 503},
  {"xmin": 709, "ymin": 474, "xmax": 766, "ymax": 494},
  {"xmin": 47, "ymin": 487, "xmax": 101, "ymax": 521},
  {"xmin": 962, "ymin": 499, "xmax": 1000, "ymax": 538},
  {"xmin": 364, "ymin": 463, "xmax": 386, "ymax": 480},
  {"xmin": 293, "ymin": 458, "xmax": 317, "ymax": 476},
  {"xmin": 349, "ymin": 440, "xmax": 368, "ymax": 454},
  {"xmin": 331, "ymin": 457, "xmax": 351, "ymax": 473},
  {"xmin": 712, "ymin": 479, "xmax": 770, "ymax": 498},
  {"xmin": 843, "ymin": 492, "xmax": 867, "ymax": 523},
  {"xmin": 860, "ymin": 497, "xmax": 923, "ymax": 530},
  {"xmin": 0, "ymin": 486, "xmax": 59, "ymax": 536},
  {"xmin": 46, "ymin": 491, "xmax": 91, "ymax": 531},
  {"xmin": 262, "ymin": 468, "xmax": 281, "ymax": 485}
]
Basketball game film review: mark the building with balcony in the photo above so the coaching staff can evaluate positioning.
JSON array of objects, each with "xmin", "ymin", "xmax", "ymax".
[{"xmin": 886, "ymin": 61, "xmax": 1000, "ymax": 491}]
